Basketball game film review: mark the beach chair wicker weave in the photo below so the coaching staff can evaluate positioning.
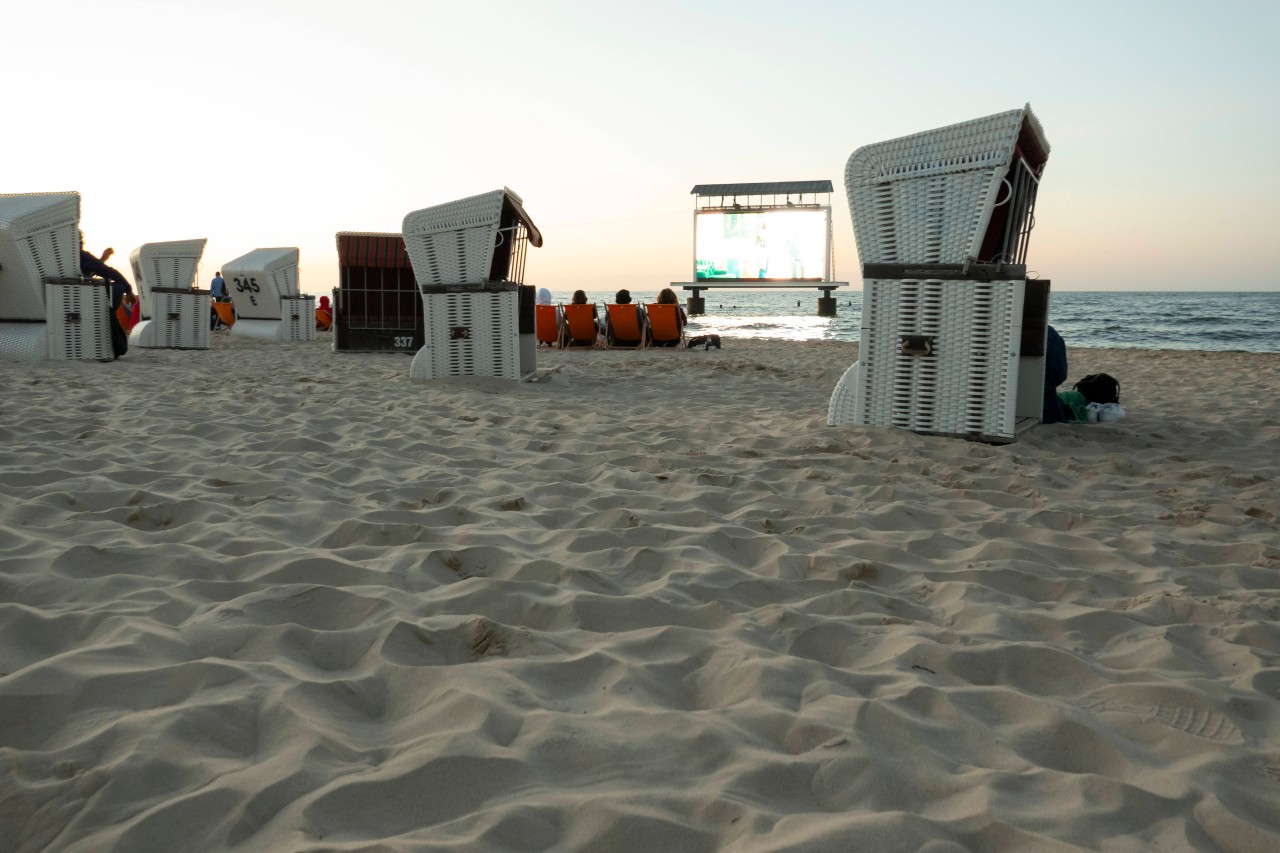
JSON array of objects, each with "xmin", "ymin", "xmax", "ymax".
[
  {"xmin": 403, "ymin": 190, "xmax": 510, "ymax": 288},
  {"xmin": 44, "ymin": 278, "xmax": 114, "ymax": 360},
  {"xmin": 402, "ymin": 188, "xmax": 542, "ymax": 381},
  {"xmin": 128, "ymin": 239, "xmax": 210, "ymax": 350},
  {"xmin": 0, "ymin": 192, "xmax": 82, "ymax": 321},
  {"xmin": 1, "ymin": 191, "xmax": 114, "ymax": 361},
  {"xmin": 846, "ymin": 105, "xmax": 1049, "ymax": 266},
  {"xmin": 222, "ymin": 248, "xmax": 312, "ymax": 342},
  {"xmin": 831, "ymin": 278, "xmax": 1025, "ymax": 438},
  {"xmin": 409, "ymin": 291, "xmax": 521, "ymax": 380},
  {"xmin": 830, "ymin": 105, "xmax": 1051, "ymax": 442}
]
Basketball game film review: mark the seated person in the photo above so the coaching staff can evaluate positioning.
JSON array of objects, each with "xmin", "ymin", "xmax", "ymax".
[
  {"xmin": 210, "ymin": 270, "xmax": 230, "ymax": 330},
  {"xmin": 648, "ymin": 287, "xmax": 687, "ymax": 347},
  {"xmin": 608, "ymin": 288, "xmax": 647, "ymax": 345},
  {"xmin": 79, "ymin": 233, "xmax": 133, "ymax": 358},
  {"xmin": 563, "ymin": 289, "xmax": 601, "ymax": 346},
  {"xmin": 1042, "ymin": 325, "xmax": 1070, "ymax": 423},
  {"xmin": 316, "ymin": 295, "xmax": 334, "ymax": 331},
  {"xmin": 537, "ymin": 287, "xmax": 553, "ymax": 306}
]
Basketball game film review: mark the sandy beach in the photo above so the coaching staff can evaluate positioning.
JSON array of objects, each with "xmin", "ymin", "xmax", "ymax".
[{"xmin": 2, "ymin": 334, "xmax": 1278, "ymax": 852}]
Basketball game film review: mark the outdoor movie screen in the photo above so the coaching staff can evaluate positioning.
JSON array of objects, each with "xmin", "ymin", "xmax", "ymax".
[{"xmin": 695, "ymin": 208, "xmax": 828, "ymax": 282}]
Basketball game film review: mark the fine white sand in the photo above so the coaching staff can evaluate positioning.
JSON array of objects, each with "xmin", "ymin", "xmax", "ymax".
[{"xmin": 2, "ymin": 335, "xmax": 1279, "ymax": 852}]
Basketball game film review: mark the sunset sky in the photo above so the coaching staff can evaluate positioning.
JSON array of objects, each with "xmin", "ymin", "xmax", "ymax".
[{"xmin": 10, "ymin": 0, "xmax": 1278, "ymax": 294}]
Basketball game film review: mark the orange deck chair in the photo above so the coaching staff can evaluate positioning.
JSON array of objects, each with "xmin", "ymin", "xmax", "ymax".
[
  {"xmin": 604, "ymin": 303, "xmax": 648, "ymax": 349},
  {"xmin": 645, "ymin": 303, "xmax": 686, "ymax": 348},
  {"xmin": 116, "ymin": 297, "xmax": 136, "ymax": 334},
  {"xmin": 535, "ymin": 303, "xmax": 562, "ymax": 347},
  {"xmin": 560, "ymin": 303, "xmax": 600, "ymax": 348},
  {"xmin": 315, "ymin": 307, "xmax": 333, "ymax": 331},
  {"xmin": 213, "ymin": 301, "xmax": 236, "ymax": 328}
]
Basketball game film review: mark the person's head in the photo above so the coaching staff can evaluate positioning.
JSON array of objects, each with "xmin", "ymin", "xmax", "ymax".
[
  {"xmin": 319, "ymin": 295, "xmax": 331, "ymax": 308},
  {"xmin": 571, "ymin": 290, "xmax": 588, "ymax": 305},
  {"xmin": 215, "ymin": 271, "xmax": 221, "ymax": 276},
  {"xmin": 615, "ymin": 289, "xmax": 632, "ymax": 304},
  {"xmin": 657, "ymin": 287, "xmax": 678, "ymax": 305},
  {"xmin": 537, "ymin": 287, "xmax": 553, "ymax": 305}
]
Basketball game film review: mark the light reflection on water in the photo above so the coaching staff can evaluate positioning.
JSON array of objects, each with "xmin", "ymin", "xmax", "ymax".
[
  {"xmin": 560, "ymin": 289, "xmax": 1280, "ymax": 351},
  {"xmin": 685, "ymin": 313, "xmax": 848, "ymax": 342}
]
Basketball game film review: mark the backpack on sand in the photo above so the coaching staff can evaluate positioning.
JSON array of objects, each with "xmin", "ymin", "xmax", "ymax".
[{"xmin": 1074, "ymin": 373, "xmax": 1120, "ymax": 405}]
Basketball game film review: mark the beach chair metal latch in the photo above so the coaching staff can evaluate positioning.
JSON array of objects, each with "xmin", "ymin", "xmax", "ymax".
[
  {"xmin": 900, "ymin": 335, "xmax": 934, "ymax": 356},
  {"xmin": 65, "ymin": 311, "xmax": 81, "ymax": 324},
  {"xmin": 450, "ymin": 326, "xmax": 470, "ymax": 340}
]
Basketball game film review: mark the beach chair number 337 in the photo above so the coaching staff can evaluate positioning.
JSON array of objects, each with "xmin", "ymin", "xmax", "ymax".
[{"xmin": 233, "ymin": 276, "xmax": 261, "ymax": 306}]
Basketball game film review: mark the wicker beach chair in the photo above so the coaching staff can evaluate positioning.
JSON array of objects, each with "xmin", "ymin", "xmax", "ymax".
[
  {"xmin": 0, "ymin": 191, "xmax": 114, "ymax": 361},
  {"xmin": 333, "ymin": 232, "xmax": 421, "ymax": 353},
  {"xmin": 401, "ymin": 188, "xmax": 542, "ymax": 380},
  {"xmin": 828, "ymin": 104, "xmax": 1052, "ymax": 442},
  {"xmin": 128, "ymin": 239, "xmax": 209, "ymax": 349},
  {"xmin": 560, "ymin": 303, "xmax": 600, "ymax": 348},
  {"xmin": 221, "ymin": 247, "xmax": 313, "ymax": 343},
  {"xmin": 604, "ymin": 303, "xmax": 648, "ymax": 349},
  {"xmin": 645, "ymin": 303, "xmax": 687, "ymax": 348}
]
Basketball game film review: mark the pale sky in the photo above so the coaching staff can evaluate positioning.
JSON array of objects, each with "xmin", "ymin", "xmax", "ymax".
[{"xmin": 10, "ymin": 0, "xmax": 1279, "ymax": 293}]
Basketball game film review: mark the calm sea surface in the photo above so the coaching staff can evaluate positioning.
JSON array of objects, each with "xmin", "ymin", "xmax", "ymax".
[{"xmin": 568, "ymin": 289, "xmax": 1280, "ymax": 353}]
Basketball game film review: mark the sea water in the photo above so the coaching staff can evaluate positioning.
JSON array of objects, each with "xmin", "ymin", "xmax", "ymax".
[{"xmin": 568, "ymin": 290, "xmax": 1280, "ymax": 353}]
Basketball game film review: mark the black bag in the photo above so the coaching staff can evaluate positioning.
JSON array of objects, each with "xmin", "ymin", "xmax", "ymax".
[{"xmin": 1074, "ymin": 373, "xmax": 1119, "ymax": 405}]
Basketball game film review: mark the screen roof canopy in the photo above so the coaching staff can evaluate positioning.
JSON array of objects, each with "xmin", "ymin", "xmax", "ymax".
[{"xmin": 691, "ymin": 180, "xmax": 834, "ymax": 212}]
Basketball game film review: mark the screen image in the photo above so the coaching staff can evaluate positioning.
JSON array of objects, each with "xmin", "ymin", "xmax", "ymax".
[{"xmin": 695, "ymin": 209, "xmax": 828, "ymax": 281}]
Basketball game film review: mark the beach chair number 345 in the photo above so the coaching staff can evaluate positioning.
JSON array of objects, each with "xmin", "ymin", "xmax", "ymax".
[{"xmin": 233, "ymin": 276, "xmax": 261, "ymax": 306}]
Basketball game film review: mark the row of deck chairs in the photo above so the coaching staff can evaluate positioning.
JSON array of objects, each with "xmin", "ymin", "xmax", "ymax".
[{"xmin": 535, "ymin": 302, "xmax": 687, "ymax": 349}]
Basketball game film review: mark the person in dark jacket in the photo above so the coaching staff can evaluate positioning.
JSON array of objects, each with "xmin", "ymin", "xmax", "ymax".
[
  {"xmin": 1042, "ymin": 325, "xmax": 1069, "ymax": 423},
  {"xmin": 79, "ymin": 234, "xmax": 134, "ymax": 358}
]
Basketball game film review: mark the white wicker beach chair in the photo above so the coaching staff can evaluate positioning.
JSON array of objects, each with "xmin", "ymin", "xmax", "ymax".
[
  {"xmin": 128, "ymin": 239, "xmax": 210, "ymax": 349},
  {"xmin": 0, "ymin": 191, "xmax": 112, "ymax": 361},
  {"xmin": 221, "ymin": 247, "xmax": 314, "ymax": 342},
  {"xmin": 845, "ymin": 104, "xmax": 1049, "ymax": 267},
  {"xmin": 401, "ymin": 188, "xmax": 543, "ymax": 381},
  {"xmin": 829, "ymin": 105, "xmax": 1051, "ymax": 442}
]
